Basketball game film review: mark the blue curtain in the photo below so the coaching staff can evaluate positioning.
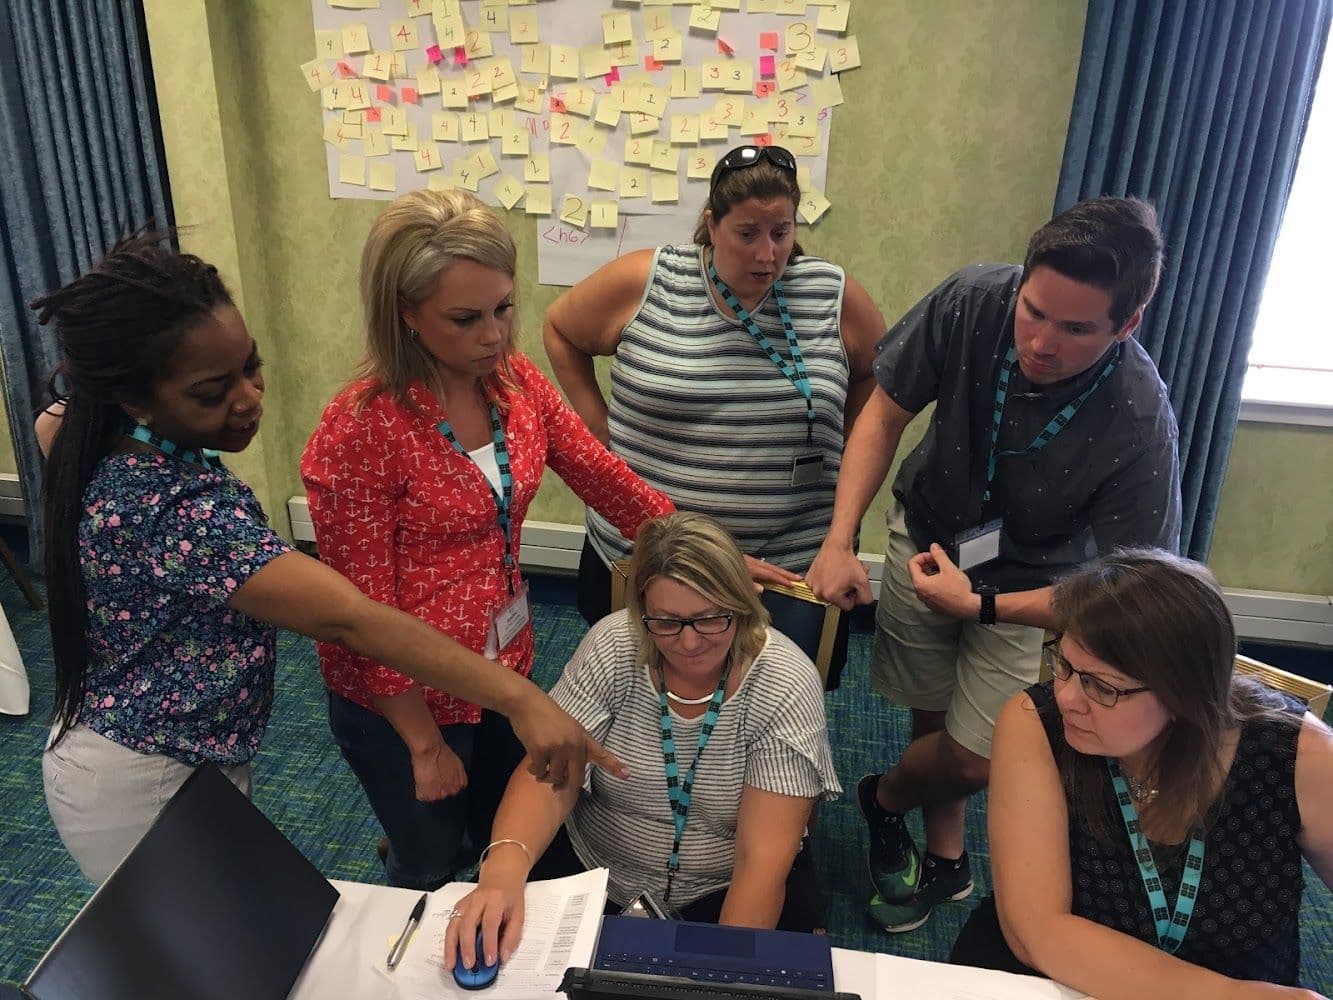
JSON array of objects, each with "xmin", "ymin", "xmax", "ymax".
[
  {"xmin": 0, "ymin": 0, "xmax": 172, "ymax": 566},
  {"xmin": 1055, "ymin": 0, "xmax": 1330, "ymax": 560}
]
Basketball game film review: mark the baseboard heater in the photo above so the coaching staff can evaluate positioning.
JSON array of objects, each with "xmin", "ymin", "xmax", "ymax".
[{"xmin": 281, "ymin": 495, "xmax": 1330, "ymax": 648}]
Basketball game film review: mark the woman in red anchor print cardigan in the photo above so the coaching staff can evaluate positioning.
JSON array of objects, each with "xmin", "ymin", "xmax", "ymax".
[{"xmin": 302, "ymin": 190, "xmax": 672, "ymax": 891}]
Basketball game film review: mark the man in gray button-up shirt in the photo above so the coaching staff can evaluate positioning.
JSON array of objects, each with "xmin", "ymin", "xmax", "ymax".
[{"xmin": 806, "ymin": 197, "xmax": 1181, "ymax": 933}]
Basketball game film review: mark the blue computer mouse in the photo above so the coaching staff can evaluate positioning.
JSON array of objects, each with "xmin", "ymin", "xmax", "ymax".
[{"xmin": 452, "ymin": 928, "xmax": 500, "ymax": 991}]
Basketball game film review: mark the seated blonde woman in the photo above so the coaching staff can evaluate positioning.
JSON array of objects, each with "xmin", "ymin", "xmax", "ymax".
[
  {"xmin": 445, "ymin": 511, "xmax": 841, "ymax": 971},
  {"xmin": 953, "ymin": 548, "xmax": 1333, "ymax": 1000}
]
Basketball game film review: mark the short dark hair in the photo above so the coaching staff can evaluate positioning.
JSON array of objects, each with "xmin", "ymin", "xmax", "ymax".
[
  {"xmin": 1023, "ymin": 197, "xmax": 1164, "ymax": 328},
  {"xmin": 693, "ymin": 157, "xmax": 805, "ymax": 257}
]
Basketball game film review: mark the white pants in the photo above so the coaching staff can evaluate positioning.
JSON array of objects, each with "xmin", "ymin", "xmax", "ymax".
[{"xmin": 43, "ymin": 723, "xmax": 252, "ymax": 884}]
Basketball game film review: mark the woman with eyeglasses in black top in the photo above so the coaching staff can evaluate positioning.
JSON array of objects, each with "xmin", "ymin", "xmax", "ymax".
[{"xmin": 543, "ymin": 145, "xmax": 885, "ymax": 690}]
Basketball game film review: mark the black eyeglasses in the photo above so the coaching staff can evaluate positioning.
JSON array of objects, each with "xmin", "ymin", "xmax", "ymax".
[
  {"xmin": 1043, "ymin": 636, "xmax": 1150, "ymax": 709},
  {"xmin": 709, "ymin": 145, "xmax": 798, "ymax": 192},
  {"xmin": 641, "ymin": 613, "xmax": 735, "ymax": 637}
]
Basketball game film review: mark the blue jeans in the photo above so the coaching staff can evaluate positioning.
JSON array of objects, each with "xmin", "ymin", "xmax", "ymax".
[{"xmin": 327, "ymin": 691, "xmax": 525, "ymax": 891}]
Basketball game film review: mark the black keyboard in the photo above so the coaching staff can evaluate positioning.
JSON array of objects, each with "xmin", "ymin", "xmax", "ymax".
[
  {"xmin": 597, "ymin": 950, "xmax": 830, "ymax": 991},
  {"xmin": 559, "ymin": 968, "xmax": 862, "ymax": 1000}
]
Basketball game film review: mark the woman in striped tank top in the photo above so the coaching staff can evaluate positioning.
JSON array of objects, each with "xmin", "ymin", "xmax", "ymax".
[{"xmin": 544, "ymin": 145, "xmax": 886, "ymax": 688}]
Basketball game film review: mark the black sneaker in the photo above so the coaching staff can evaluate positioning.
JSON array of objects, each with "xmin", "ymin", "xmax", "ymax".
[
  {"xmin": 857, "ymin": 773, "xmax": 921, "ymax": 903},
  {"xmin": 866, "ymin": 852, "xmax": 974, "ymax": 934}
]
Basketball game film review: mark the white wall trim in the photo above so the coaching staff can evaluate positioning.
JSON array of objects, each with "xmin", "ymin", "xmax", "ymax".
[
  {"xmin": 287, "ymin": 497, "xmax": 1333, "ymax": 648},
  {"xmin": 0, "ymin": 473, "xmax": 25, "ymax": 519}
]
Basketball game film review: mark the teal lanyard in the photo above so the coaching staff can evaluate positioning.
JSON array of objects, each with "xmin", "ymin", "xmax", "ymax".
[
  {"xmin": 125, "ymin": 423, "xmax": 224, "ymax": 471},
  {"xmin": 657, "ymin": 658, "xmax": 731, "ymax": 902},
  {"xmin": 983, "ymin": 346, "xmax": 1118, "ymax": 502},
  {"xmin": 706, "ymin": 259, "xmax": 815, "ymax": 446},
  {"xmin": 437, "ymin": 403, "xmax": 516, "ymax": 594},
  {"xmin": 1106, "ymin": 758, "xmax": 1205, "ymax": 954}
]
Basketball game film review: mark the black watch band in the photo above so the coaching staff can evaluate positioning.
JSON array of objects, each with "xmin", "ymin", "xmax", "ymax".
[{"xmin": 977, "ymin": 586, "xmax": 998, "ymax": 625}]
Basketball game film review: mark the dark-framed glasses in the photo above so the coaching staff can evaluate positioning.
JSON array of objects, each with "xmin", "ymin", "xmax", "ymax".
[
  {"xmin": 709, "ymin": 145, "xmax": 798, "ymax": 192},
  {"xmin": 1043, "ymin": 636, "xmax": 1150, "ymax": 708},
  {"xmin": 641, "ymin": 613, "xmax": 735, "ymax": 637}
]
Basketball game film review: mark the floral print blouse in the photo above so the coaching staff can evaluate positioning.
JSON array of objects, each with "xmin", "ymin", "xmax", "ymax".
[{"xmin": 78, "ymin": 452, "xmax": 291, "ymax": 766}]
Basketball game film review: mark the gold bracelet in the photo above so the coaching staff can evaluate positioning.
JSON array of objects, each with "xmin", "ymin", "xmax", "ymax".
[{"xmin": 480, "ymin": 838, "xmax": 533, "ymax": 868}]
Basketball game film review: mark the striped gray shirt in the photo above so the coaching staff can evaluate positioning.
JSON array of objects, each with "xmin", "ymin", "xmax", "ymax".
[
  {"xmin": 552, "ymin": 611, "xmax": 842, "ymax": 907},
  {"xmin": 586, "ymin": 244, "xmax": 849, "ymax": 572}
]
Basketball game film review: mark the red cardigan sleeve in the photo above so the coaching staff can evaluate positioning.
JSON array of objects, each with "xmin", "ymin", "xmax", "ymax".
[
  {"xmin": 300, "ymin": 390, "xmax": 415, "ymax": 698},
  {"xmin": 513, "ymin": 355, "xmax": 675, "ymax": 538}
]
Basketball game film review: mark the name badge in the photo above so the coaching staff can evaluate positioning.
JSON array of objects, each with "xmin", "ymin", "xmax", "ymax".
[
  {"xmin": 488, "ymin": 582, "xmax": 532, "ymax": 656},
  {"xmin": 791, "ymin": 450, "xmax": 824, "ymax": 487},
  {"xmin": 955, "ymin": 519, "xmax": 1002, "ymax": 571}
]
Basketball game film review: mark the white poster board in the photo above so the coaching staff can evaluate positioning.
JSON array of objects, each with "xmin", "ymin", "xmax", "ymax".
[{"xmin": 305, "ymin": 0, "xmax": 859, "ymax": 283}]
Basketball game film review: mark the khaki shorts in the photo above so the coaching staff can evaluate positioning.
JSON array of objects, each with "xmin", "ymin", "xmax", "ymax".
[{"xmin": 869, "ymin": 502, "xmax": 1044, "ymax": 760}]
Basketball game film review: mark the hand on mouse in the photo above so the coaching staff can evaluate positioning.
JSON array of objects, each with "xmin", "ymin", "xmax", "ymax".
[{"xmin": 444, "ymin": 876, "xmax": 526, "ymax": 972}]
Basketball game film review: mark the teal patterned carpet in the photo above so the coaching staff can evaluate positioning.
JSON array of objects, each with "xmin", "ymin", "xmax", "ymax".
[{"xmin": 1, "ymin": 570, "xmax": 1329, "ymax": 991}]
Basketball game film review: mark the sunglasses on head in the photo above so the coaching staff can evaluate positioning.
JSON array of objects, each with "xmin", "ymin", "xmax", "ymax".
[{"xmin": 708, "ymin": 145, "xmax": 798, "ymax": 193}]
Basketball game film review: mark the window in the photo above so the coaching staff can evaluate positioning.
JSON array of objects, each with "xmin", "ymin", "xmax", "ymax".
[{"xmin": 1241, "ymin": 33, "xmax": 1333, "ymax": 425}]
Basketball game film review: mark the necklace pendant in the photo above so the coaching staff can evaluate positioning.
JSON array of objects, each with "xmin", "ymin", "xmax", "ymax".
[{"xmin": 666, "ymin": 689, "xmax": 715, "ymax": 706}]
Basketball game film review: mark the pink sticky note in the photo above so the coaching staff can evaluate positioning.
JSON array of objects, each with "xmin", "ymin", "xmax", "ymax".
[
  {"xmin": 604, "ymin": 66, "xmax": 621, "ymax": 84},
  {"xmin": 760, "ymin": 32, "xmax": 779, "ymax": 51},
  {"xmin": 754, "ymin": 132, "xmax": 774, "ymax": 147},
  {"xmin": 454, "ymin": 46, "xmax": 468, "ymax": 66},
  {"xmin": 550, "ymin": 95, "xmax": 567, "ymax": 113},
  {"xmin": 717, "ymin": 38, "xmax": 735, "ymax": 55},
  {"xmin": 337, "ymin": 61, "xmax": 356, "ymax": 79},
  {"xmin": 376, "ymin": 84, "xmax": 394, "ymax": 103},
  {"xmin": 759, "ymin": 55, "xmax": 776, "ymax": 77},
  {"xmin": 644, "ymin": 55, "xmax": 665, "ymax": 72},
  {"xmin": 754, "ymin": 81, "xmax": 777, "ymax": 98},
  {"xmin": 425, "ymin": 44, "xmax": 443, "ymax": 65},
  {"xmin": 401, "ymin": 86, "xmax": 419, "ymax": 104},
  {"xmin": 364, "ymin": 107, "xmax": 382, "ymax": 123}
]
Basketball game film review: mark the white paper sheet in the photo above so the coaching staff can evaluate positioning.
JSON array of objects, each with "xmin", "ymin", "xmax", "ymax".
[{"xmin": 878, "ymin": 953, "xmax": 1092, "ymax": 1000}]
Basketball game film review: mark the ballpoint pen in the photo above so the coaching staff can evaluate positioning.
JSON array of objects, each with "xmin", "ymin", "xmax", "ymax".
[{"xmin": 386, "ymin": 892, "xmax": 429, "ymax": 971}]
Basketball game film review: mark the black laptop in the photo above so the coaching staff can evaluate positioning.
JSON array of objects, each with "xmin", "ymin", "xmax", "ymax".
[{"xmin": 23, "ymin": 764, "xmax": 339, "ymax": 1000}]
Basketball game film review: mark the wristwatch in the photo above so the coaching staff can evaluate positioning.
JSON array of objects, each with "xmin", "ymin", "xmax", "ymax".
[{"xmin": 976, "ymin": 585, "xmax": 998, "ymax": 626}]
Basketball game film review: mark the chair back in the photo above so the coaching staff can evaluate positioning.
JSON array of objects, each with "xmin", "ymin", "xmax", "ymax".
[{"xmin": 1234, "ymin": 654, "xmax": 1330, "ymax": 718}]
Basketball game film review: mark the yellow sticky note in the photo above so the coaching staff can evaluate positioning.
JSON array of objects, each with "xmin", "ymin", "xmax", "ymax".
[
  {"xmin": 434, "ymin": 13, "xmax": 465, "ymax": 49},
  {"xmin": 520, "ymin": 44, "xmax": 550, "ymax": 75},
  {"xmin": 515, "ymin": 82, "xmax": 544, "ymax": 114},
  {"xmin": 524, "ymin": 183, "xmax": 553, "ymax": 215},
  {"xmin": 329, "ymin": 0, "xmax": 379, "ymax": 7},
  {"xmin": 380, "ymin": 105, "xmax": 408, "ymax": 137},
  {"xmin": 427, "ymin": 174, "xmax": 456, "ymax": 192},
  {"xmin": 649, "ymin": 140, "xmax": 678, "ymax": 172},
  {"xmin": 501, "ymin": 128, "xmax": 530, "ymax": 156},
  {"xmin": 494, "ymin": 174, "xmax": 525, "ymax": 210},
  {"xmin": 748, "ymin": 0, "xmax": 778, "ymax": 10},
  {"xmin": 338, "ymin": 154, "xmax": 365, "ymax": 185},
  {"xmin": 620, "ymin": 166, "xmax": 649, "ymax": 197},
  {"xmin": 829, "ymin": 35, "xmax": 860, "ymax": 71},
  {"xmin": 575, "ymin": 123, "xmax": 609, "ymax": 158},
  {"xmin": 390, "ymin": 122, "xmax": 419, "ymax": 151},
  {"xmin": 550, "ymin": 45, "xmax": 579, "ymax": 80},
  {"xmin": 634, "ymin": 84, "xmax": 669, "ymax": 117},
  {"xmin": 644, "ymin": 9, "xmax": 674, "ymax": 40},
  {"xmin": 776, "ymin": 0, "xmax": 807, "ymax": 13},
  {"xmin": 417, "ymin": 64, "xmax": 441, "ymax": 95},
  {"xmin": 414, "ymin": 142, "xmax": 443, "ymax": 172},
  {"xmin": 588, "ymin": 159, "xmax": 619, "ymax": 191},
  {"xmin": 453, "ymin": 163, "xmax": 480, "ymax": 192},
  {"xmin": 489, "ymin": 58, "xmax": 517, "ymax": 92},
  {"xmin": 390, "ymin": 20, "xmax": 418, "ymax": 51},
  {"xmin": 651, "ymin": 173, "xmax": 679, "ymax": 203},
  {"xmin": 369, "ymin": 161, "xmax": 397, "ymax": 192},
  {"xmin": 785, "ymin": 22, "xmax": 815, "ymax": 54},
  {"xmin": 628, "ymin": 110, "xmax": 659, "ymax": 135},
  {"xmin": 561, "ymin": 83, "xmax": 596, "ymax": 117},
  {"xmin": 810, "ymin": 74, "xmax": 844, "ymax": 108},
  {"xmin": 363, "ymin": 127, "xmax": 390, "ymax": 156},
  {"xmin": 510, "ymin": 10, "xmax": 540, "ymax": 44},
  {"xmin": 460, "ymin": 111, "xmax": 490, "ymax": 142},
  {"xmin": 441, "ymin": 74, "xmax": 468, "ymax": 108},
  {"xmin": 464, "ymin": 62, "xmax": 493, "ymax": 98},
  {"xmin": 362, "ymin": 51, "xmax": 392, "ymax": 81},
  {"xmin": 341, "ymin": 23, "xmax": 371, "ymax": 55},
  {"xmin": 524, "ymin": 153, "xmax": 551, "ymax": 182},
  {"xmin": 711, "ymin": 0, "xmax": 742, "ymax": 8},
  {"xmin": 550, "ymin": 112, "xmax": 580, "ymax": 145},
  {"xmin": 688, "ymin": 5, "xmax": 722, "ymax": 32},
  {"xmin": 701, "ymin": 60, "xmax": 727, "ymax": 91},
  {"xmin": 723, "ymin": 62, "xmax": 754, "ymax": 93},
  {"xmin": 472, "ymin": 148, "xmax": 500, "ymax": 179},
  {"xmin": 300, "ymin": 59, "xmax": 333, "ymax": 92},
  {"xmin": 314, "ymin": 30, "xmax": 343, "ymax": 59},
  {"xmin": 712, "ymin": 95, "xmax": 744, "ymax": 127},
  {"xmin": 699, "ymin": 110, "xmax": 729, "ymax": 140},
  {"xmin": 602, "ymin": 11, "xmax": 633, "ymax": 45},
  {"xmin": 493, "ymin": 83, "xmax": 518, "ymax": 104},
  {"xmin": 776, "ymin": 123, "xmax": 824, "ymax": 156},
  {"xmin": 608, "ymin": 39, "xmax": 639, "ymax": 68},
  {"xmin": 686, "ymin": 150, "xmax": 715, "ymax": 179},
  {"xmin": 670, "ymin": 114, "xmax": 700, "ymax": 144},
  {"xmin": 594, "ymin": 96, "xmax": 622, "ymax": 129},
  {"xmin": 465, "ymin": 29, "xmax": 494, "ymax": 59},
  {"xmin": 798, "ymin": 187, "xmax": 832, "ymax": 224},
  {"xmin": 785, "ymin": 108, "xmax": 819, "ymax": 137},
  {"xmin": 477, "ymin": 4, "xmax": 508, "ymax": 32},
  {"xmin": 559, "ymin": 193, "xmax": 589, "ymax": 228},
  {"xmin": 581, "ymin": 46, "xmax": 614, "ymax": 80},
  {"xmin": 776, "ymin": 57, "xmax": 804, "ymax": 92},
  {"xmin": 625, "ymin": 134, "xmax": 653, "ymax": 165},
  {"xmin": 816, "ymin": 0, "xmax": 850, "ymax": 33},
  {"xmin": 670, "ymin": 66, "xmax": 702, "ymax": 99},
  {"xmin": 741, "ymin": 102, "xmax": 770, "ymax": 136},
  {"xmin": 590, "ymin": 200, "xmax": 619, "ymax": 230},
  {"xmin": 432, "ymin": 112, "xmax": 460, "ymax": 142},
  {"xmin": 405, "ymin": 0, "xmax": 431, "ymax": 15},
  {"xmin": 794, "ymin": 45, "xmax": 826, "ymax": 73}
]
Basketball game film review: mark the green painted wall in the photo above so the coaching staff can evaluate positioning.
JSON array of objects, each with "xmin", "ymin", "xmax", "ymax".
[{"xmin": 3, "ymin": 0, "xmax": 1327, "ymax": 597}]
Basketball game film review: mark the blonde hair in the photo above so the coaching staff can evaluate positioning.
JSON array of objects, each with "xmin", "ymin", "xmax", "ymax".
[
  {"xmin": 355, "ymin": 188, "xmax": 519, "ymax": 409},
  {"xmin": 625, "ymin": 512, "xmax": 770, "ymax": 671}
]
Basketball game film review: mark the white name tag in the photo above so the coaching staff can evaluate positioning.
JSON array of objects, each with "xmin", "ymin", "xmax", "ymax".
[
  {"xmin": 955, "ymin": 519, "xmax": 1002, "ymax": 571},
  {"xmin": 791, "ymin": 450, "xmax": 824, "ymax": 487},
  {"xmin": 489, "ymin": 582, "xmax": 531, "ymax": 655}
]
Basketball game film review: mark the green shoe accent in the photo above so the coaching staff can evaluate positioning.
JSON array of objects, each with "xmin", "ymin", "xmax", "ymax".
[
  {"xmin": 865, "ymin": 860, "xmax": 974, "ymax": 934},
  {"xmin": 858, "ymin": 773, "xmax": 921, "ymax": 902}
]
